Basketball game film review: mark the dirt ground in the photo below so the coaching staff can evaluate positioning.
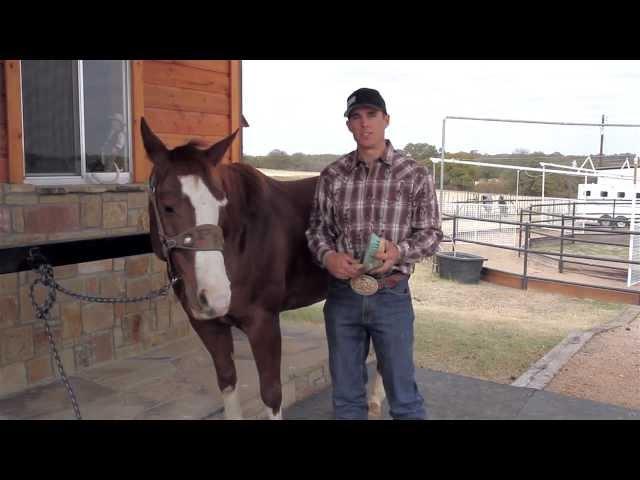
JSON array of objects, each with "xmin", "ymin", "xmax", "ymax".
[
  {"xmin": 440, "ymin": 242, "xmax": 640, "ymax": 409},
  {"xmin": 545, "ymin": 314, "xmax": 640, "ymax": 410}
]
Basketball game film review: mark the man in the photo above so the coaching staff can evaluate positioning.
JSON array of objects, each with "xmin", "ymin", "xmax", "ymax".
[
  {"xmin": 306, "ymin": 87, "xmax": 443, "ymax": 420},
  {"xmin": 100, "ymin": 113, "xmax": 127, "ymax": 172}
]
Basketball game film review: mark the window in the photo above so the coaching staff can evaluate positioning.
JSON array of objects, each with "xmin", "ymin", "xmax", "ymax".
[
  {"xmin": 601, "ymin": 191, "xmax": 608, "ymax": 198},
  {"xmin": 618, "ymin": 192, "xmax": 626, "ymax": 198},
  {"xmin": 636, "ymin": 193, "xmax": 640, "ymax": 199},
  {"xmin": 21, "ymin": 60, "xmax": 131, "ymax": 184},
  {"xmin": 585, "ymin": 190, "xmax": 591, "ymax": 197}
]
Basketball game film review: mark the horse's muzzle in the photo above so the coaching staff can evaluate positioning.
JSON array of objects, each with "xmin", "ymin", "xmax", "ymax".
[{"xmin": 193, "ymin": 288, "xmax": 230, "ymax": 320}]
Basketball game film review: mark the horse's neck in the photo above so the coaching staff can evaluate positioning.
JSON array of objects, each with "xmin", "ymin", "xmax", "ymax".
[
  {"xmin": 217, "ymin": 164, "xmax": 316, "ymax": 225},
  {"xmin": 219, "ymin": 164, "xmax": 266, "ymax": 212}
]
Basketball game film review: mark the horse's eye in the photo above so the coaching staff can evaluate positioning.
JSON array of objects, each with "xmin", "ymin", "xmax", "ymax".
[{"xmin": 164, "ymin": 206, "xmax": 175, "ymax": 214}]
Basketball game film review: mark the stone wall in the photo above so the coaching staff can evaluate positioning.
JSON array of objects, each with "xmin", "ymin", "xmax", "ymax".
[{"xmin": 0, "ymin": 183, "xmax": 191, "ymax": 397}]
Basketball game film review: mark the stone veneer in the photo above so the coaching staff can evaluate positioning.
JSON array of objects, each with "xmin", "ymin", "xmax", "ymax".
[{"xmin": 0, "ymin": 183, "xmax": 192, "ymax": 397}]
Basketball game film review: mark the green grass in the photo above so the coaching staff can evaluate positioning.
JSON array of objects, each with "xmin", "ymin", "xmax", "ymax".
[
  {"xmin": 412, "ymin": 310, "xmax": 562, "ymax": 383},
  {"xmin": 561, "ymin": 242, "xmax": 628, "ymax": 260},
  {"xmin": 279, "ymin": 261, "xmax": 626, "ymax": 384},
  {"xmin": 280, "ymin": 303, "xmax": 324, "ymax": 323}
]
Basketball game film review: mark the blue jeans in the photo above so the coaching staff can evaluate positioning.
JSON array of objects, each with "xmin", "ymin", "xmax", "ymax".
[{"xmin": 323, "ymin": 276, "xmax": 426, "ymax": 420}]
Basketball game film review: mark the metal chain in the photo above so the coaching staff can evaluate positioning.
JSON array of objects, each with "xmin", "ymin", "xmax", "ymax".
[
  {"xmin": 53, "ymin": 274, "xmax": 175, "ymax": 304},
  {"xmin": 28, "ymin": 262, "xmax": 176, "ymax": 420}
]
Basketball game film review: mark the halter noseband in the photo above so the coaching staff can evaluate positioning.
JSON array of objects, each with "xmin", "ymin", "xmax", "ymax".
[{"xmin": 149, "ymin": 174, "xmax": 225, "ymax": 285}]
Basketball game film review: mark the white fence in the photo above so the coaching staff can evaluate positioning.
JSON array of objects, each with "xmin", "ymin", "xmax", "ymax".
[{"xmin": 440, "ymin": 192, "xmax": 572, "ymax": 248}]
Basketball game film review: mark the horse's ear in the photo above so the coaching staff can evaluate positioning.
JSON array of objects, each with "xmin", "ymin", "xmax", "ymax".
[
  {"xmin": 141, "ymin": 117, "xmax": 169, "ymax": 164},
  {"xmin": 205, "ymin": 129, "xmax": 239, "ymax": 166}
]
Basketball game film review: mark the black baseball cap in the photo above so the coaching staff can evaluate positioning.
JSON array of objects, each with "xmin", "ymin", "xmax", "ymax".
[{"xmin": 344, "ymin": 88, "xmax": 387, "ymax": 117}]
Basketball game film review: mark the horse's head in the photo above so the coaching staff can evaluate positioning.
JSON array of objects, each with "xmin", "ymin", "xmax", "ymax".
[{"xmin": 141, "ymin": 117, "xmax": 238, "ymax": 320}]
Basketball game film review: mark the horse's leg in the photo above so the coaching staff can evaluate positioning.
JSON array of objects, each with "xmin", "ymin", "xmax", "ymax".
[
  {"xmin": 244, "ymin": 313, "xmax": 283, "ymax": 420},
  {"xmin": 190, "ymin": 320, "xmax": 242, "ymax": 420},
  {"xmin": 368, "ymin": 355, "xmax": 386, "ymax": 418}
]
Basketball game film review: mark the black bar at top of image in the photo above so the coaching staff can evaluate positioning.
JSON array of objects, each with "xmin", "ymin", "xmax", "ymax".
[{"xmin": 0, "ymin": 234, "xmax": 153, "ymax": 275}]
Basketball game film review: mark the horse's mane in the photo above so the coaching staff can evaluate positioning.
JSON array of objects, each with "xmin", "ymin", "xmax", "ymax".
[
  {"xmin": 218, "ymin": 162, "xmax": 270, "ymax": 215},
  {"xmin": 170, "ymin": 141, "xmax": 210, "ymax": 161}
]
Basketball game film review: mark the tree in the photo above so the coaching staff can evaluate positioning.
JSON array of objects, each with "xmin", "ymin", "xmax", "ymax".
[
  {"xmin": 268, "ymin": 149, "xmax": 288, "ymax": 157},
  {"xmin": 403, "ymin": 143, "xmax": 439, "ymax": 165}
]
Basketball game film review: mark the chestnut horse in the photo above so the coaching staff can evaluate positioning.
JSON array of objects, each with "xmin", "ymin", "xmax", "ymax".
[{"xmin": 141, "ymin": 118, "xmax": 385, "ymax": 419}]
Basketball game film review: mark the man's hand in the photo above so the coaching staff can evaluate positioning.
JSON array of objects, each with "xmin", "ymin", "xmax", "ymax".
[
  {"xmin": 369, "ymin": 240, "xmax": 401, "ymax": 275},
  {"xmin": 324, "ymin": 252, "xmax": 365, "ymax": 280}
]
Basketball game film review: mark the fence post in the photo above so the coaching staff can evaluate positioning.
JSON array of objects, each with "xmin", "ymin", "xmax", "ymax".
[
  {"xmin": 559, "ymin": 215, "xmax": 565, "ymax": 274},
  {"xmin": 453, "ymin": 215, "xmax": 458, "ymax": 242},
  {"xmin": 518, "ymin": 209, "xmax": 524, "ymax": 258},
  {"xmin": 523, "ymin": 223, "xmax": 530, "ymax": 290},
  {"xmin": 613, "ymin": 198, "xmax": 616, "ymax": 219},
  {"xmin": 571, "ymin": 202, "xmax": 576, "ymax": 245}
]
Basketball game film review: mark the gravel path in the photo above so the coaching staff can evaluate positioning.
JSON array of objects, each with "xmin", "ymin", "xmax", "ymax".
[{"xmin": 545, "ymin": 315, "xmax": 640, "ymax": 410}]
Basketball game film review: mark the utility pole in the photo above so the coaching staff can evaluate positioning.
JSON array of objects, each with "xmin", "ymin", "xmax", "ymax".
[{"xmin": 599, "ymin": 114, "xmax": 605, "ymax": 168}]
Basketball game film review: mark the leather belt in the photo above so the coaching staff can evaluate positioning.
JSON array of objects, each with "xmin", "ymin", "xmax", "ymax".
[
  {"xmin": 341, "ymin": 272, "xmax": 409, "ymax": 296},
  {"xmin": 376, "ymin": 272, "xmax": 409, "ymax": 290}
]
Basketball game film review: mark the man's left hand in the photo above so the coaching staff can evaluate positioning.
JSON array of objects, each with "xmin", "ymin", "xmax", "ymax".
[{"xmin": 369, "ymin": 239, "xmax": 401, "ymax": 275}]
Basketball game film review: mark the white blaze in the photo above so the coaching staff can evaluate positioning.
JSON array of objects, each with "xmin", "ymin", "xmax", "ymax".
[
  {"xmin": 222, "ymin": 386, "xmax": 243, "ymax": 420},
  {"xmin": 266, "ymin": 407, "xmax": 282, "ymax": 420},
  {"xmin": 178, "ymin": 175, "xmax": 231, "ymax": 319}
]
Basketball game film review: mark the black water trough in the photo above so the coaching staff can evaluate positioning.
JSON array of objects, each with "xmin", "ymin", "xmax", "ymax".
[{"xmin": 435, "ymin": 251, "xmax": 487, "ymax": 284}]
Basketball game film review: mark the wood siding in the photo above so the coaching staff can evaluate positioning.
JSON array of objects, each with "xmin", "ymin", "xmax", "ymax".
[
  {"xmin": 0, "ymin": 60, "xmax": 7, "ymax": 182},
  {"xmin": 134, "ymin": 60, "xmax": 241, "ymax": 182},
  {"xmin": 4, "ymin": 60, "xmax": 23, "ymax": 184}
]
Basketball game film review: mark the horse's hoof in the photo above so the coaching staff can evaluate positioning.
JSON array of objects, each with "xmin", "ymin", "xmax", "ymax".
[{"xmin": 368, "ymin": 401, "xmax": 382, "ymax": 417}]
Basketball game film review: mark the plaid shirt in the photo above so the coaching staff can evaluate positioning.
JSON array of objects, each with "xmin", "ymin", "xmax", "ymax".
[{"xmin": 306, "ymin": 140, "xmax": 443, "ymax": 276}]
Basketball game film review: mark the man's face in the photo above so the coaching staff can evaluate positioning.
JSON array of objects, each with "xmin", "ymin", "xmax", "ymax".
[{"xmin": 346, "ymin": 107, "xmax": 389, "ymax": 149}]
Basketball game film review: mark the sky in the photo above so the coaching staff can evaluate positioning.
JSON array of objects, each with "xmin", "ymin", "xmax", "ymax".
[{"xmin": 242, "ymin": 60, "xmax": 640, "ymax": 158}]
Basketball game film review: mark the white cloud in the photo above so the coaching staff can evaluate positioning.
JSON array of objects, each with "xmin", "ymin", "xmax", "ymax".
[{"xmin": 242, "ymin": 60, "xmax": 640, "ymax": 157}]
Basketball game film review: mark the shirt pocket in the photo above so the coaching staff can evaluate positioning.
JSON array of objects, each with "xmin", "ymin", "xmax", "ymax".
[
  {"xmin": 331, "ymin": 182, "xmax": 350, "ymax": 230},
  {"xmin": 383, "ymin": 181, "xmax": 412, "ymax": 226},
  {"xmin": 388, "ymin": 181, "xmax": 412, "ymax": 205}
]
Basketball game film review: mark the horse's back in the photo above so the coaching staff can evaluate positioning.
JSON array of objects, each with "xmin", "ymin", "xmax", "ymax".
[{"xmin": 226, "ymin": 164, "xmax": 328, "ymax": 310}]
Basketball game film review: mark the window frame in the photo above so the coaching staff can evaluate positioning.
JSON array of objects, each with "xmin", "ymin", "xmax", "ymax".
[
  {"xmin": 20, "ymin": 60, "xmax": 133, "ymax": 185},
  {"xmin": 4, "ymin": 60, "xmax": 241, "ymax": 185},
  {"xmin": 4, "ymin": 59, "xmax": 147, "ymax": 185}
]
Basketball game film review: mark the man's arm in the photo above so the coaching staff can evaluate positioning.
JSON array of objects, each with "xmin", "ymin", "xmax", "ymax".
[
  {"xmin": 306, "ymin": 173, "xmax": 339, "ymax": 267},
  {"xmin": 396, "ymin": 168, "xmax": 444, "ymax": 263}
]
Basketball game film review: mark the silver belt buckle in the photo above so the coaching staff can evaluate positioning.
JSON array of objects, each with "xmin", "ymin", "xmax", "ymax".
[{"xmin": 350, "ymin": 274, "xmax": 379, "ymax": 296}]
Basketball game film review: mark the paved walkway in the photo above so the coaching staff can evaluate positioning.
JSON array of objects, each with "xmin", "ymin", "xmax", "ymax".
[
  {"xmin": 285, "ymin": 363, "xmax": 640, "ymax": 420},
  {"xmin": 0, "ymin": 324, "xmax": 330, "ymax": 420},
  {"xmin": 1, "ymin": 322, "xmax": 638, "ymax": 420}
]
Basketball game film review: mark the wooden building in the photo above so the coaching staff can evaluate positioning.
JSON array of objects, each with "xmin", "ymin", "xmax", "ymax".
[{"xmin": 0, "ymin": 60, "xmax": 243, "ymax": 397}]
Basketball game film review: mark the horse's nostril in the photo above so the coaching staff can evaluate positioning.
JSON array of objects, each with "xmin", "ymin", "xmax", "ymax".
[{"xmin": 198, "ymin": 291, "xmax": 209, "ymax": 308}]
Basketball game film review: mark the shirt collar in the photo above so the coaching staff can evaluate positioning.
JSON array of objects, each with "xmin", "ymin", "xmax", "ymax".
[{"xmin": 346, "ymin": 140, "xmax": 395, "ymax": 172}]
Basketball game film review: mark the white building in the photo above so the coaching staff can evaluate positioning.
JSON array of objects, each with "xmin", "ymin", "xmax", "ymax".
[{"xmin": 575, "ymin": 155, "xmax": 640, "ymax": 226}]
